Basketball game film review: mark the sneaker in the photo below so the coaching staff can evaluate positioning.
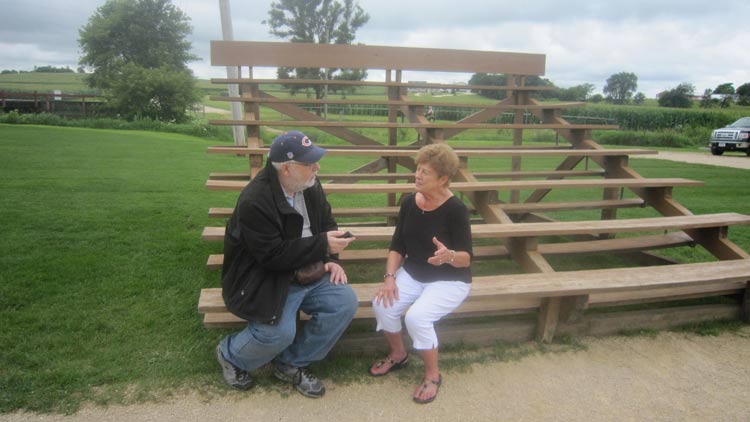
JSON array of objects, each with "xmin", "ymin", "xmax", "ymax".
[
  {"xmin": 273, "ymin": 364, "xmax": 325, "ymax": 398},
  {"xmin": 215, "ymin": 344, "xmax": 253, "ymax": 390}
]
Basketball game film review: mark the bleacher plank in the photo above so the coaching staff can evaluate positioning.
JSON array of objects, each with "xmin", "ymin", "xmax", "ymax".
[
  {"xmin": 206, "ymin": 177, "xmax": 701, "ymax": 193},
  {"xmin": 202, "ymin": 213, "xmax": 750, "ymax": 242},
  {"xmin": 208, "ymin": 199, "xmax": 644, "ymax": 219},
  {"xmin": 208, "ymin": 169, "xmax": 607, "ymax": 182},
  {"xmin": 205, "ymin": 232, "xmax": 694, "ymax": 269},
  {"xmin": 207, "ymin": 146, "xmax": 650, "ymax": 157},
  {"xmin": 198, "ymin": 259, "xmax": 750, "ymax": 327},
  {"xmin": 210, "ymin": 95, "xmax": 586, "ymax": 111},
  {"xmin": 209, "ymin": 119, "xmax": 620, "ymax": 131},
  {"xmin": 212, "ymin": 78, "xmax": 555, "ymax": 92}
]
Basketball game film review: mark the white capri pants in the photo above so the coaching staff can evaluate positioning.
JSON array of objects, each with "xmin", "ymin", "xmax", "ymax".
[{"xmin": 372, "ymin": 268, "xmax": 471, "ymax": 350}]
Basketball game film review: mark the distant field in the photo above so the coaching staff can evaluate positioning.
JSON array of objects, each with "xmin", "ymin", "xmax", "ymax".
[{"xmin": 0, "ymin": 72, "xmax": 98, "ymax": 95}]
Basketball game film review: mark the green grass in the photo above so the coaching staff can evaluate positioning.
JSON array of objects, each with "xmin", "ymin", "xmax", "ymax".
[{"xmin": 1, "ymin": 124, "xmax": 750, "ymax": 413}]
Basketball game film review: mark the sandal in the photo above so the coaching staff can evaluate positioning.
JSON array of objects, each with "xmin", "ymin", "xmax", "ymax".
[
  {"xmin": 413, "ymin": 374, "xmax": 442, "ymax": 404},
  {"xmin": 368, "ymin": 355, "xmax": 409, "ymax": 377}
]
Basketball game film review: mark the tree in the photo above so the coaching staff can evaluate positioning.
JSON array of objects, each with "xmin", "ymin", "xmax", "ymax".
[
  {"xmin": 468, "ymin": 73, "xmax": 507, "ymax": 100},
  {"xmin": 556, "ymin": 83, "xmax": 595, "ymax": 101},
  {"xmin": 603, "ymin": 72, "xmax": 638, "ymax": 104},
  {"xmin": 633, "ymin": 92, "xmax": 646, "ymax": 105},
  {"xmin": 468, "ymin": 73, "xmax": 554, "ymax": 100},
  {"xmin": 657, "ymin": 83, "xmax": 694, "ymax": 108},
  {"xmin": 713, "ymin": 83, "xmax": 735, "ymax": 108},
  {"xmin": 699, "ymin": 88, "xmax": 714, "ymax": 108},
  {"xmin": 265, "ymin": 0, "xmax": 370, "ymax": 99},
  {"xmin": 78, "ymin": 0, "xmax": 199, "ymax": 122},
  {"xmin": 737, "ymin": 82, "xmax": 750, "ymax": 106}
]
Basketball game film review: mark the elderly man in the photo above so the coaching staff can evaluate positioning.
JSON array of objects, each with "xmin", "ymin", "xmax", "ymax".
[{"xmin": 216, "ymin": 131, "xmax": 357, "ymax": 398}]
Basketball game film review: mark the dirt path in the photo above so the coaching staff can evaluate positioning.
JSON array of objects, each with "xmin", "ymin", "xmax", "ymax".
[
  {"xmin": 639, "ymin": 150, "xmax": 750, "ymax": 170},
  {"xmin": 5, "ymin": 150, "xmax": 749, "ymax": 422},
  {"xmin": 5, "ymin": 328, "xmax": 750, "ymax": 422}
]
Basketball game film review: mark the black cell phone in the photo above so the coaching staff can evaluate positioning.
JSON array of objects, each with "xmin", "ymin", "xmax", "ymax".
[{"xmin": 340, "ymin": 231, "xmax": 353, "ymax": 238}]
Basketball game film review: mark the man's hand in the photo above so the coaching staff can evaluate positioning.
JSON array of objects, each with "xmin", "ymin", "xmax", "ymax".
[
  {"xmin": 325, "ymin": 262, "xmax": 348, "ymax": 284},
  {"xmin": 327, "ymin": 230, "xmax": 356, "ymax": 255}
]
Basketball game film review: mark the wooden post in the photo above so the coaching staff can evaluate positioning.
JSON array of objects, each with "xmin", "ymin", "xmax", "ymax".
[
  {"xmin": 742, "ymin": 281, "xmax": 750, "ymax": 323},
  {"xmin": 537, "ymin": 297, "xmax": 562, "ymax": 343}
]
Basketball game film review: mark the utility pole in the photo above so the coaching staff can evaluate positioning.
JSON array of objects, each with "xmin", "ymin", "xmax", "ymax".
[{"xmin": 219, "ymin": 0, "xmax": 245, "ymax": 146}]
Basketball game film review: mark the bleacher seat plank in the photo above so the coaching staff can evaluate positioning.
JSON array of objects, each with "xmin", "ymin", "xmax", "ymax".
[
  {"xmin": 208, "ymin": 169, "xmax": 607, "ymax": 182},
  {"xmin": 471, "ymin": 259, "xmax": 750, "ymax": 298},
  {"xmin": 205, "ymin": 232, "xmax": 694, "ymax": 269},
  {"xmin": 208, "ymin": 199, "xmax": 644, "ymax": 219},
  {"xmin": 198, "ymin": 260, "xmax": 750, "ymax": 327},
  {"xmin": 206, "ymin": 177, "xmax": 701, "ymax": 193},
  {"xmin": 202, "ymin": 213, "xmax": 750, "ymax": 242}
]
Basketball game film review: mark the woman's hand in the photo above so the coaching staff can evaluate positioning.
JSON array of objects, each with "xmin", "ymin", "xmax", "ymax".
[
  {"xmin": 375, "ymin": 277, "xmax": 399, "ymax": 308},
  {"xmin": 325, "ymin": 261, "xmax": 348, "ymax": 284},
  {"xmin": 427, "ymin": 237, "xmax": 455, "ymax": 266}
]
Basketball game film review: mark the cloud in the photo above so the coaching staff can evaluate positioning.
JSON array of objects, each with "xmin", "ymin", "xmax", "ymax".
[{"xmin": 2, "ymin": 0, "xmax": 749, "ymax": 97}]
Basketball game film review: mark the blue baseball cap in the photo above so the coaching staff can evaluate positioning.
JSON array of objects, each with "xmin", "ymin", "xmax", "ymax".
[{"xmin": 268, "ymin": 131, "xmax": 327, "ymax": 164}]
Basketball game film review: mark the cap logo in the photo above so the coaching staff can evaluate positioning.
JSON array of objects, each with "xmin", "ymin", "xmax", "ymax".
[
  {"xmin": 287, "ymin": 152, "xmax": 294, "ymax": 159},
  {"xmin": 301, "ymin": 136, "xmax": 312, "ymax": 147}
]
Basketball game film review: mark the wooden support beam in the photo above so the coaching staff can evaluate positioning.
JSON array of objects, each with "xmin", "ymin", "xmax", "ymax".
[{"xmin": 742, "ymin": 281, "xmax": 750, "ymax": 323}]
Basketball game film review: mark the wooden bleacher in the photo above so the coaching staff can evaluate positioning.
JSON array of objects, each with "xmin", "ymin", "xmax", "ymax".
[{"xmin": 198, "ymin": 40, "xmax": 750, "ymax": 346}]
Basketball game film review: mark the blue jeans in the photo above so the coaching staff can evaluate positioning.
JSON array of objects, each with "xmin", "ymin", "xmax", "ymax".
[{"xmin": 219, "ymin": 274, "xmax": 358, "ymax": 371}]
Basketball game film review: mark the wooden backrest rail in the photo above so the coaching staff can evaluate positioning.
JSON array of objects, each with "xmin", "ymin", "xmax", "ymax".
[{"xmin": 211, "ymin": 41, "xmax": 546, "ymax": 75}]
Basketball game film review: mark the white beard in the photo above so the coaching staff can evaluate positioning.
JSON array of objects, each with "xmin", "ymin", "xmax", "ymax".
[{"xmin": 288, "ymin": 175, "xmax": 316, "ymax": 193}]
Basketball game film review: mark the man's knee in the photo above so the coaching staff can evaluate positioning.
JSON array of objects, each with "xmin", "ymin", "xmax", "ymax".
[
  {"xmin": 250, "ymin": 321, "xmax": 296, "ymax": 349},
  {"xmin": 337, "ymin": 285, "xmax": 358, "ymax": 318}
]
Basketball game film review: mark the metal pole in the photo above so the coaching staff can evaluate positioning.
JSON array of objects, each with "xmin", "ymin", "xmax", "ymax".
[{"xmin": 219, "ymin": 0, "xmax": 245, "ymax": 146}]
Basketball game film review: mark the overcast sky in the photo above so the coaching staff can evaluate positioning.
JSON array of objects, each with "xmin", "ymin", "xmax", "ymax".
[{"xmin": 1, "ymin": 0, "xmax": 748, "ymax": 97}]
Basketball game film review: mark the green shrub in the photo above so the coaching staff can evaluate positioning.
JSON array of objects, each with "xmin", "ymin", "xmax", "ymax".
[{"xmin": 595, "ymin": 129, "xmax": 708, "ymax": 148}]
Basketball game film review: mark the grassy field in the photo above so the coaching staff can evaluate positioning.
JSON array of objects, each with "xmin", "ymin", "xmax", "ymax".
[
  {"xmin": 1, "ymin": 124, "xmax": 750, "ymax": 414},
  {"xmin": 0, "ymin": 73, "xmax": 98, "ymax": 95}
]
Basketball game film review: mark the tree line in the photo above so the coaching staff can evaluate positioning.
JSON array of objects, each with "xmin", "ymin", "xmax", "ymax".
[
  {"xmin": 13, "ymin": 0, "xmax": 744, "ymax": 123},
  {"xmin": 1, "ymin": 66, "xmax": 81, "ymax": 74},
  {"xmin": 469, "ymin": 71, "xmax": 750, "ymax": 109}
]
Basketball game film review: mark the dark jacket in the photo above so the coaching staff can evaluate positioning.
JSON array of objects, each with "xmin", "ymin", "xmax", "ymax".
[{"xmin": 221, "ymin": 162, "xmax": 337, "ymax": 324}]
